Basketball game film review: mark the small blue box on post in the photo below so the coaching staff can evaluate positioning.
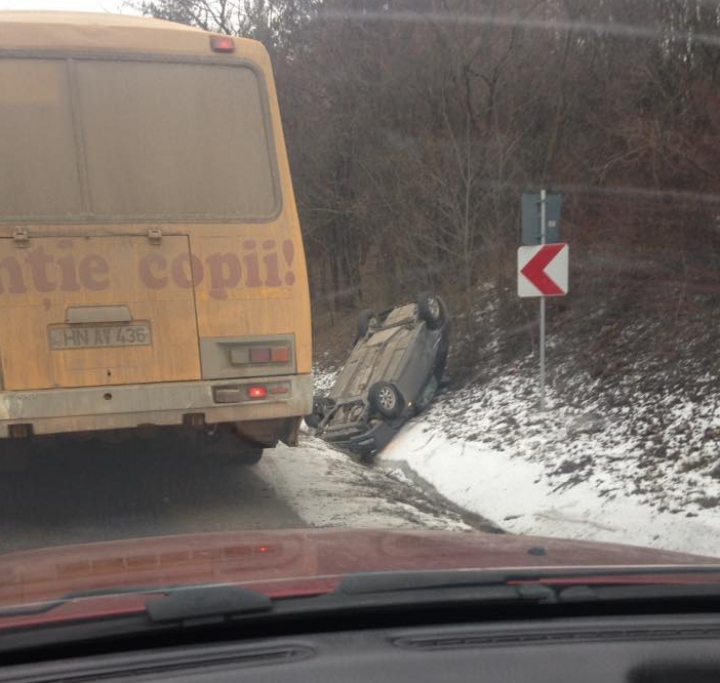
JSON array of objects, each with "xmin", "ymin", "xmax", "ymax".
[{"xmin": 522, "ymin": 193, "xmax": 562, "ymax": 245}]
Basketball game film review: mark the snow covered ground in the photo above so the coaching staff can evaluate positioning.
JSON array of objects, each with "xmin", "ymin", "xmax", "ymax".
[
  {"xmin": 311, "ymin": 288, "xmax": 720, "ymax": 560},
  {"xmin": 259, "ymin": 434, "xmax": 472, "ymax": 532},
  {"xmin": 378, "ymin": 367, "xmax": 720, "ymax": 558}
]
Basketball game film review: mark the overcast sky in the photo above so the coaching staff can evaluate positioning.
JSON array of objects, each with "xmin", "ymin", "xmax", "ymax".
[{"xmin": 0, "ymin": 0, "xmax": 140, "ymax": 13}]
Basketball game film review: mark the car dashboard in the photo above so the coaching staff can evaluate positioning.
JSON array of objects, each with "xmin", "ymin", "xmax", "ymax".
[{"xmin": 3, "ymin": 613, "xmax": 720, "ymax": 683}]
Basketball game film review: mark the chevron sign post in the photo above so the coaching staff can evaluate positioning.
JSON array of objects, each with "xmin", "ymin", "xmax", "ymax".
[{"xmin": 518, "ymin": 190, "xmax": 568, "ymax": 411}]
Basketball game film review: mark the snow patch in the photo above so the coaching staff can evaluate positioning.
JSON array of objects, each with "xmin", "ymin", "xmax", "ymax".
[
  {"xmin": 313, "ymin": 365, "xmax": 339, "ymax": 396},
  {"xmin": 258, "ymin": 436, "xmax": 470, "ymax": 532},
  {"xmin": 378, "ymin": 366, "xmax": 720, "ymax": 558}
]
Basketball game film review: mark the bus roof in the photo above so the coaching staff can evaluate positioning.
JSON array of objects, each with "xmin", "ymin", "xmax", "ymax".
[
  {"xmin": 0, "ymin": 11, "xmax": 267, "ymax": 61},
  {"xmin": 0, "ymin": 11, "xmax": 196, "ymax": 30}
]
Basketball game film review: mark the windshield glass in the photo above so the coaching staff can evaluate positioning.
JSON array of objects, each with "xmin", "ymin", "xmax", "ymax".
[{"xmin": 0, "ymin": 0, "xmax": 719, "ymax": 628}]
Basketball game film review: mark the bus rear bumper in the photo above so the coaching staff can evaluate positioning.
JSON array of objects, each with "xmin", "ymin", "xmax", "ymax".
[{"xmin": 0, "ymin": 375, "xmax": 313, "ymax": 439}]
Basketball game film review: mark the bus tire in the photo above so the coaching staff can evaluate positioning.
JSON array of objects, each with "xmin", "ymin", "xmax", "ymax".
[{"xmin": 238, "ymin": 448, "xmax": 263, "ymax": 466}]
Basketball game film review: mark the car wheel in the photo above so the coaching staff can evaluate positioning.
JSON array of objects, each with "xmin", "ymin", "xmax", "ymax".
[
  {"xmin": 305, "ymin": 396, "xmax": 331, "ymax": 428},
  {"xmin": 369, "ymin": 381, "xmax": 404, "ymax": 419},
  {"xmin": 417, "ymin": 292, "xmax": 445, "ymax": 329},
  {"xmin": 360, "ymin": 450, "xmax": 377, "ymax": 465},
  {"xmin": 305, "ymin": 413, "xmax": 321, "ymax": 429},
  {"xmin": 356, "ymin": 309, "xmax": 380, "ymax": 342}
]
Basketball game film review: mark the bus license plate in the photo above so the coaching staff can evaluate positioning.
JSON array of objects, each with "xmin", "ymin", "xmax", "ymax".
[{"xmin": 50, "ymin": 323, "xmax": 152, "ymax": 350}]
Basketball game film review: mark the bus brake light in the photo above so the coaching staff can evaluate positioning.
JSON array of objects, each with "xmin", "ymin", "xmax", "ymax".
[
  {"xmin": 247, "ymin": 386, "xmax": 268, "ymax": 400},
  {"xmin": 211, "ymin": 36, "xmax": 236, "ymax": 53}
]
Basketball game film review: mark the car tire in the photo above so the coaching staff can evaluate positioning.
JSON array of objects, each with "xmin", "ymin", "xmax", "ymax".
[
  {"xmin": 305, "ymin": 396, "xmax": 331, "ymax": 428},
  {"xmin": 417, "ymin": 292, "xmax": 445, "ymax": 329},
  {"xmin": 356, "ymin": 310, "xmax": 380, "ymax": 342},
  {"xmin": 369, "ymin": 381, "xmax": 404, "ymax": 419},
  {"xmin": 305, "ymin": 413, "xmax": 321, "ymax": 429},
  {"xmin": 360, "ymin": 450, "xmax": 376, "ymax": 465}
]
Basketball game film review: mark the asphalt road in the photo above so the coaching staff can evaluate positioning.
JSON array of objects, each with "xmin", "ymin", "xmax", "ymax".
[{"xmin": 0, "ymin": 432, "xmax": 304, "ymax": 554}]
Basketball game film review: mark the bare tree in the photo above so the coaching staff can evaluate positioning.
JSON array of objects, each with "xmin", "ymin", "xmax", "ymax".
[{"xmin": 135, "ymin": 0, "xmax": 720, "ymax": 341}]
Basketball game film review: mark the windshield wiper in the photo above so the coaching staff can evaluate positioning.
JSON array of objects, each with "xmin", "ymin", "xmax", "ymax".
[
  {"xmin": 0, "ymin": 586, "xmax": 177, "ymax": 619},
  {"xmin": 0, "ymin": 584, "xmax": 272, "ymax": 621},
  {"xmin": 0, "ymin": 573, "xmax": 557, "ymax": 633},
  {"xmin": 4, "ymin": 566, "xmax": 720, "ymax": 634},
  {"xmin": 334, "ymin": 570, "xmax": 557, "ymax": 605},
  {"xmin": 146, "ymin": 585, "xmax": 272, "ymax": 623},
  {"xmin": 4, "ymin": 566, "xmax": 720, "ymax": 623},
  {"xmin": 140, "ymin": 576, "xmax": 557, "ymax": 625},
  {"xmin": 341, "ymin": 569, "xmax": 720, "ymax": 612},
  {"xmin": 4, "ymin": 570, "xmax": 720, "ymax": 657}
]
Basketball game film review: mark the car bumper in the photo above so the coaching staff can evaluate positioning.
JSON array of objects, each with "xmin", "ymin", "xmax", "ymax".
[{"xmin": 0, "ymin": 375, "xmax": 313, "ymax": 438}]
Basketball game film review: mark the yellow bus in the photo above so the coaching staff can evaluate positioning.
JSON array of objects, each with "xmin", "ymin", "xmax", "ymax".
[{"xmin": 0, "ymin": 12, "xmax": 312, "ymax": 463}]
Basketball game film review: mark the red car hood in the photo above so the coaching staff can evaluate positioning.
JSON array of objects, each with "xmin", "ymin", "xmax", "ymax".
[{"xmin": 0, "ymin": 528, "xmax": 715, "ymax": 611}]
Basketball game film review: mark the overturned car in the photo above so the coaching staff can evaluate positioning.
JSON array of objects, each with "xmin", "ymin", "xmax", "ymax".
[{"xmin": 308, "ymin": 293, "xmax": 449, "ymax": 458}]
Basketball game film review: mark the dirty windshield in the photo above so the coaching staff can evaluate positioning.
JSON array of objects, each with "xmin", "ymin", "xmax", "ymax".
[{"xmin": 0, "ymin": 0, "xmax": 719, "ymax": 626}]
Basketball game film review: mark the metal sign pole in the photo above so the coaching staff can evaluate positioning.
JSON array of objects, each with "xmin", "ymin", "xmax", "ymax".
[{"xmin": 539, "ymin": 189, "xmax": 546, "ymax": 411}]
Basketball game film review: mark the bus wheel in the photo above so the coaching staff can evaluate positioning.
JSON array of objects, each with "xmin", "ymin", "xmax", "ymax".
[{"xmin": 237, "ymin": 448, "xmax": 263, "ymax": 466}]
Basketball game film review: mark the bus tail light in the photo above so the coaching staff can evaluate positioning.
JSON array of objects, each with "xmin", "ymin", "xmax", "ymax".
[
  {"xmin": 247, "ymin": 386, "xmax": 267, "ymax": 400},
  {"xmin": 270, "ymin": 347, "xmax": 291, "ymax": 363},
  {"xmin": 248, "ymin": 346, "xmax": 291, "ymax": 365},
  {"xmin": 249, "ymin": 347, "xmax": 271, "ymax": 363},
  {"xmin": 201, "ymin": 336, "xmax": 296, "ymax": 380},
  {"xmin": 210, "ymin": 36, "xmax": 235, "ymax": 53},
  {"xmin": 213, "ymin": 382, "xmax": 290, "ymax": 404}
]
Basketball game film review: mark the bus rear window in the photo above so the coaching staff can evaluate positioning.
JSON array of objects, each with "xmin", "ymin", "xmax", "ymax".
[
  {"xmin": 76, "ymin": 61, "xmax": 279, "ymax": 220},
  {"xmin": 0, "ymin": 59, "xmax": 83, "ymax": 218},
  {"xmin": 0, "ymin": 59, "xmax": 279, "ymax": 221}
]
